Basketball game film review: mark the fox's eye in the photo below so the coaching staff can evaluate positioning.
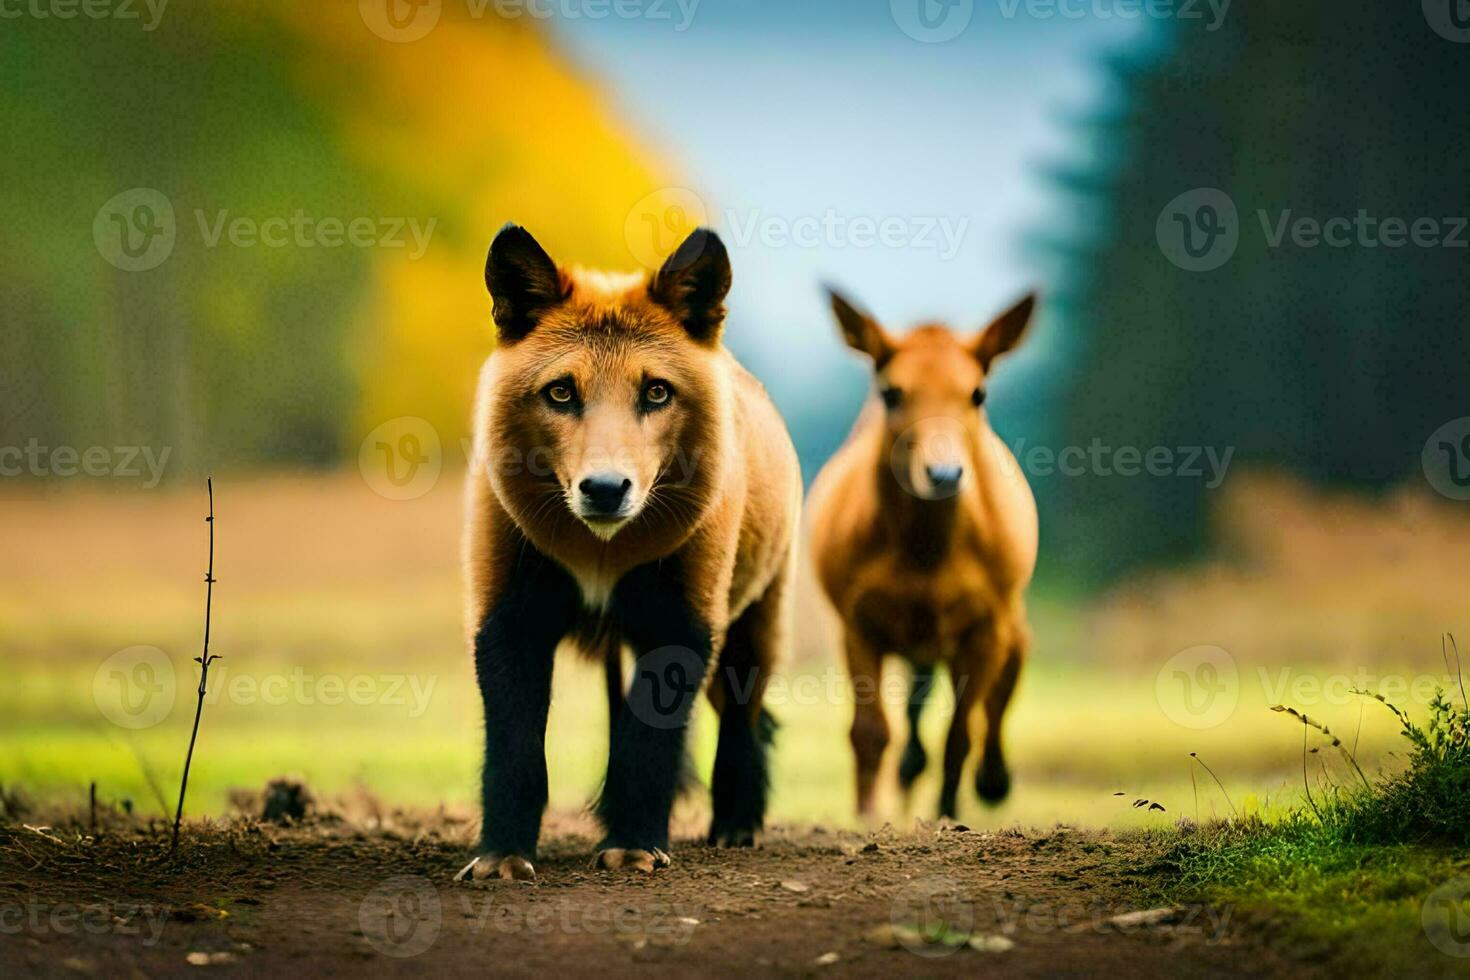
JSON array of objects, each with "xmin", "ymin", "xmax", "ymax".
[
  {"xmin": 544, "ymin": 382, "xmax": 575, "ymax": 406},
  {"xmin": 880, "ymin": 387, "xmax": 902, "ymax": 410},
  {"xmin": 643, "ymin": 381, "xmax": 673, "ymax": 407},
  {"xmin": 972, "ymin": 387, "xmax": 986, "ymax": 408}
]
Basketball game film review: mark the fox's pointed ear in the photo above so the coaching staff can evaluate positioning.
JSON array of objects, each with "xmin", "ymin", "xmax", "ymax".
[
  {"xmin": 484, "ymin": 223, "xmax": 566, "ymax": 343},
  {"xmin": 971, "ymin": 292, "xmax": 1037, "ymax": 368},
  {"xmin": 826, "ymin": 286, "xmax": 894, "ymax": 367},
  {"xmin": 648, "ymin": 228, "xmax": 731, "ymax": 344}
]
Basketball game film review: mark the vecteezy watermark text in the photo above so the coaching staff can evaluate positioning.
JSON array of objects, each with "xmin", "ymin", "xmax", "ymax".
[
  {"xmin": 360, "ymin": 874, "xmax": 699, "ymax": 957},
  {"xmin": 0, "ymin": 900, "xmax": 168, "ymax": 945},
  {"xmin": 1155, "ymin": 645, "xmax": 1466, "ymax": 730},
  {"xmin": 194, "ymin": 210, "xmax": 436, "ymax": 259},
  {"xmin": 357, "ymin": 0, "xmax": 700, "ymax": 44},
  {"xmin": 0, "ymin": 440, "xmax": 169, "ymax": 487},
  {"xmin": 1158, "ymin": 188, "xmax": 1468, "ymax": 271},
  {"xmin": 0, "ymin": 0, "xmax": 168, "ymax": 30},
  {"xmin": 201, "ymin": 665, "xmax": 438, "ymax": 718},
  {"xmin": 93, "ymin": 646, "xmax": 440, "ymax": 730},
  {"xmin": 1011, "ymin": 438, "xmax": 1233, "ymax": 487},
  {"xmin": 993, "ymin": 0, "xmax": 1230, "ymax": 30},
  {"xmin": 621, "ymin": 188, "xmax": 970, "ymax": 269},
  {"xmin": 723, "ymin": 209, "xmax": 969, "ymax": 261},
  {"xmin": 94, "ymin": 188, "xmax": 437, "ymax": 272}
]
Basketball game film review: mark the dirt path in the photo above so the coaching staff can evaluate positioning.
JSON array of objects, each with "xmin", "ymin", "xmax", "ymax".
[{"xmin": 1, "ymin": 815, "xmax": 1308, "ymax": 978}]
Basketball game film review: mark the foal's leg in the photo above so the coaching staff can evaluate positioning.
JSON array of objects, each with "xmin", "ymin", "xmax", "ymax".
[
  {"xmin": 844, "ymin": 632, "xmax": 889, "ymax": 817},
  {"xmin": 898, "ymin": 663, "xmax": 935, "ymax": 793},
  {"xmin": 939, "ymin": 619, "xmax": 1000, "ymax": 819},
  {"xmin": 977, "ymin": 617, "xmax": 1028, "ymax": 804}
]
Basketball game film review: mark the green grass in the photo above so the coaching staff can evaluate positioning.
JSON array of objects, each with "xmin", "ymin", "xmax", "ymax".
[
  {"xmin": 1163, "ymin": 820, "xmax": 1470, "ymax": 976},
  {"xmin": 7, "ymin": 478, "xmax": 1470, "ymax": 975},
  {"xmin": 0, "ymin": 473, "xmax": 1447, "ymax": 832},
  {"xmin": 0, "ymin": 645, "xmax": 1418, "ymax": 831},
  {"xmin": 1161, "ymin": 679, "xmax": 1470, "ymax": 976}
]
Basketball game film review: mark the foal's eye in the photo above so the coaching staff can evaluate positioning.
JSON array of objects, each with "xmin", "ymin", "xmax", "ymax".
[
  {"xmin": 642, "ymin": 380, "xmax": 673, "ymax": 407},
  {"xmin": 972, "ymin": 387, "xmax": 986, "ymax": 408},
  {"xmin": 880, "ymin": 387, "xmax": 903, "ymax": 410}
]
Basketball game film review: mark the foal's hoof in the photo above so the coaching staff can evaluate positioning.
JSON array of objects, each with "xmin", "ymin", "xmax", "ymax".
[
  {"xmin": 706, "ymin": 826, "xmax": 757, "ymax": 848},
  {"xmin": 976, "ymin": 761, "xmax": 1011, "ymax": 804},
  {"xmin": 594, "ymin": 847, "xmax": 671, "ymax": 872},
  {"xmin": 455, "ymin": 853, "xmax": 536, "ymax": 882},
  {"xmin": 898, "ymin": 740, "xmax": 928, "ymax": 789}
]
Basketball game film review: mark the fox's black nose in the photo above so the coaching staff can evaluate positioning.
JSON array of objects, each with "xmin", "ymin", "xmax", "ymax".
[
  {"xmin": 578, "ymin": 473, "xmax": 632, "ymax": 516},
  {"xmin": 925, "ymin": 463, "xmax": 963, "ymax": 494}
]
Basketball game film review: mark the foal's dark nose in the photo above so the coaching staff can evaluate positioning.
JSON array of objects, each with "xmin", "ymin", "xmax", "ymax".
[
  {"xmin": 578, "ymin": 473, "xmax": 632, "ymax": 516},
  {"xmin": 925, "ymin": 463, "xmax": 964, "ymax": 494}
]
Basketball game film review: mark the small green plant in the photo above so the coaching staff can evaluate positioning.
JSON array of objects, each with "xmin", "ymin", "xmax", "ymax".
[
  {"xmin": 1163, "ymin": 636, "xmax": 1470, "ymax": 975},
  {"xmin": 1342, "ymin": 681, "xmax": 1470, "ymax": 847}
]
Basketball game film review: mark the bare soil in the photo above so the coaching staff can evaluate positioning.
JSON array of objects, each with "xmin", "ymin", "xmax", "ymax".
[{"xmin": 0, "ymin": 813, "xmax": 1311, "ymax": 978}]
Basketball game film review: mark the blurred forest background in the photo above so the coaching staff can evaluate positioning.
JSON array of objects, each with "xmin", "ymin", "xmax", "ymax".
[
  {"xmin": 1, "ymin": 1, "xmax": 666, "ymax": 474},
  {"xmin": 2, "ymin": 0, "xmax": 1468, "ymax": 825},
  {"xmin": 3, "ymin": 0, "xmax": 1466, "ymax": 583}
]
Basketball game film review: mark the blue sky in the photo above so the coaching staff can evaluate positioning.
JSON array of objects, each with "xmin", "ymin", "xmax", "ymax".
[{"xmin": 550, "ymin": 0, "xmax": 1150, "ymax": 464}]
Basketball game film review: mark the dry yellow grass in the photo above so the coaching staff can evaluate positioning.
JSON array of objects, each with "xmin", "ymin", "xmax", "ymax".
[{"xmin": 1092, "ymin": 472, "xmax": 1470, "ymax": 667}]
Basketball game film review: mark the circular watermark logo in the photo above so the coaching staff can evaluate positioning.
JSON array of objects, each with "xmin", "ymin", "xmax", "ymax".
[
  {"xmin": 93, "ymin": 646, "xmax": 176, "ymax": 729},
  {"xmin": 1423, "ymin": 877, "xmax": 1470, "ymax": 957},
  {"xmin": 359, "ymin": 0, "xmax": 441, "ymax": 42},
  {"xmin": 1156, "ymin": 188, "xmax": 1238, "ymax": 272},
  {"xmin": 93, "ymin": 188, "xmax": 176, "ymax": 272},
  {"xmin": 1422, "ymin": 417, "xmax": 1470, "ymax": 501},
  {"xmin": 1155, "ymin": 645, "xmax": 1238, "ymax": 729},
  {"xmin": 889, "ymin": 416, "xmax": 969, "ymax": 500},
  {"xmin": 1423, "ymin": 0, "xmax": 1470, "ymax": 42},
  {"xmin": 890, "ymin": 0, "xmax": 974, "ymax": 42},
  {"xmin": 890, "ymin": 876, "xmax": 975, "ymax": 957},
  {"xmin": 624, "ymin": 186, "xmax": 708, "ymax": 272},
  {"xmin": 360, "ymin": 875, "xmax": 441, "ymax": 957},
  {"xmin": 625, "ymin": 645, "xmax": 706, "ymax": 729},
  {"xmin": 359, "ymin": 417, "xmax": 442, "ymax": 501}
]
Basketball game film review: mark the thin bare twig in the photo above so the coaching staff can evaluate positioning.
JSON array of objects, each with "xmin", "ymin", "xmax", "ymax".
[{"xmin": 170, "ymin": 479, "xmax": 221, "ymax": 855}]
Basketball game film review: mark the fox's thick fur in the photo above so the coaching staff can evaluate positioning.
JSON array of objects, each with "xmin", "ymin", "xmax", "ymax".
[
  {"xmin": 807, "ymin": 290, "xmax": 1039, "ymax": 820},
  {"xmin": 461, "ymin": 225, "xmax": 800, "ymax": 880}
]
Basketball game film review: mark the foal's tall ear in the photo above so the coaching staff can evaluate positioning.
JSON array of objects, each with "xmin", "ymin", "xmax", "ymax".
[
  {"xmin": 826, "ymin": 286, "xmax": 894, "ymax": 367},
  {"xmin": 971, "ymin": 292, "xmax": 1037, "ymax": 369},
  {"xmin": 648, "ymin": 228, "xmax": 732, "ymax": 344},
  {"xmin": 484, "ymin": 223, "xmax": 566, "ymax": 343}
]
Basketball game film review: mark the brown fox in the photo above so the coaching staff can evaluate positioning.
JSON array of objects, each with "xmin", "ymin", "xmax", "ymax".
[
  {"xmin": 459, "ymin": 224, "xmax": 801, "ymax": 880},
  {"xmin": 807, "ymin": 289, "xmax": 1039, "ymax": 819}
]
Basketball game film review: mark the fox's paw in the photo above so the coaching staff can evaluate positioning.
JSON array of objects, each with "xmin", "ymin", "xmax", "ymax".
[
  {"xmin": 593, "ymin": 847, "xmax": 670, "ymax": 872},
  {"xmin": 454, "ymin": 853, "xmax": 536, "ymax": 882}
]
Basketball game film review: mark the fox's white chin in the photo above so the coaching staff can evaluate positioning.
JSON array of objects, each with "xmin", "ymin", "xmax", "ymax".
[{"xmin": 579, "ymin": 516, "xmax": 630, "ymax": 540}]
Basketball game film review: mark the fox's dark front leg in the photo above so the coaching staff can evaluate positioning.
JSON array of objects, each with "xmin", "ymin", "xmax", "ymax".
[
  {"xmin": 597, "ymin": 560, "xmax": 713, "ymax": 870},
  {"xmin": 469, "ymin": 547, "xmax": 578, "ymax": 881}
]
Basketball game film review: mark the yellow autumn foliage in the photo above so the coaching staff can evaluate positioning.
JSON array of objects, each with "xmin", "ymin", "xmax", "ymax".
[{"xmin": 247, "ymin": 1, "xmax": 678, "ymax": 462}]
